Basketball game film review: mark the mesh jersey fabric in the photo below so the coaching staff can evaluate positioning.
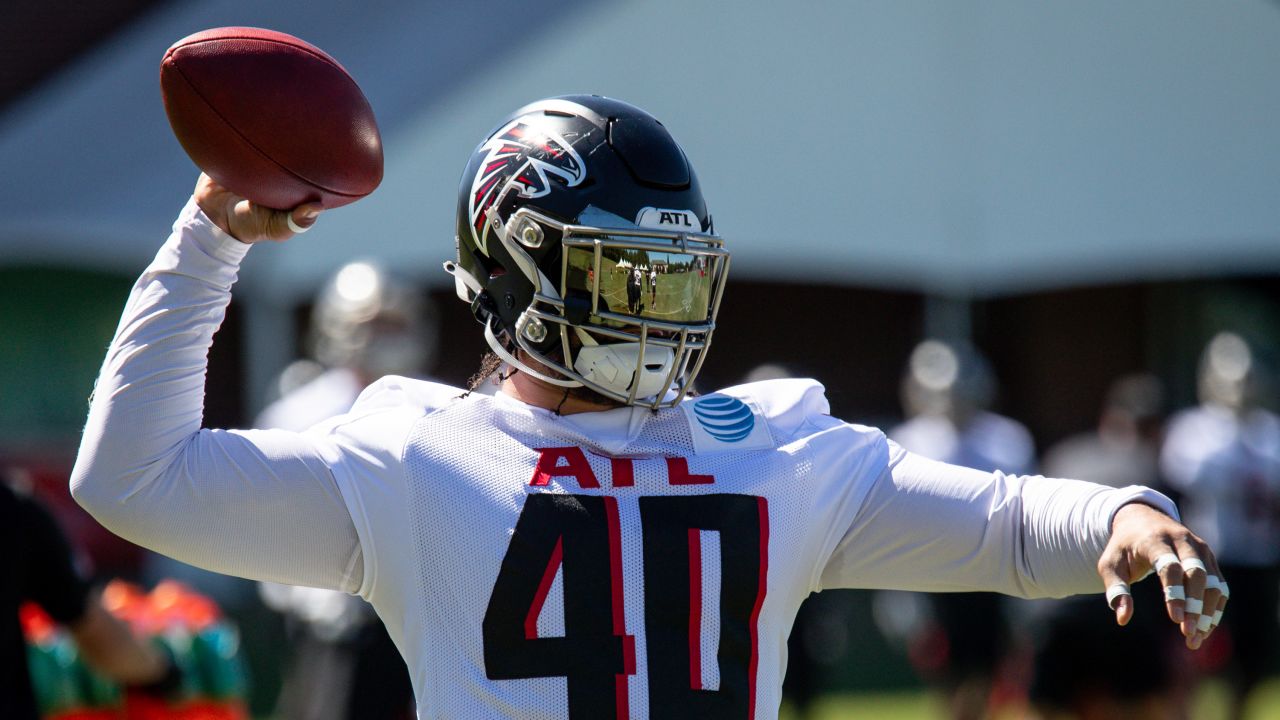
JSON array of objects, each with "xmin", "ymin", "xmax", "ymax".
[{"xmin": 333, "ymin": 377, "xmax": 872, "ymax": 718}]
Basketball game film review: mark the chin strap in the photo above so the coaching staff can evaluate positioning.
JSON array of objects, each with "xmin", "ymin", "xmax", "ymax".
[
  {"xmin": 443, "ymin": 260, "xmax": 483, "ymax": 302},
  {"xmin": 483, "ymin": 319, "xmax": 581, "ymax": 388},
  {"xmin": 447, "ymin": 258, "xmax": 582, "ymax": 389}
]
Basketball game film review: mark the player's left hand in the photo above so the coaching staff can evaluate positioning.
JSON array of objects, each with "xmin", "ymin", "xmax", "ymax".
[{"xmin": 1097, "ymin": 501, "xmax": 1227, "ymax": 649}]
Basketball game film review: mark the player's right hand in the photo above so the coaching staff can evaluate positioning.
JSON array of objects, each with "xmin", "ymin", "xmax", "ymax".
[{"xmin": 194, "ymin": 173, "xmax": 323, "ymax": 244}]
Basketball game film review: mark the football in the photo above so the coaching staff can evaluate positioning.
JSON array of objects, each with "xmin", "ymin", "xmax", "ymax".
[{"xmin": 160, "ymin": 27, "xmax": 383, "ymax": 210}]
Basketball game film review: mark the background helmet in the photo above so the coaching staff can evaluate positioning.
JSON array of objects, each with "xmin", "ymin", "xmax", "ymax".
[
  {"xmin": 1197, "ymin": 331, "xmax": 1260, "ymax": 412},
  {"xmin": 447, "ymin": 95, "xmax": 729, "ymax": 407},
  {"xmin": 901, "ymin": 338, "xmax": 996, "ymax": 424},
  {"xmin": 312, "ymin": 259, "xmax": 437, "ymax": 379}
]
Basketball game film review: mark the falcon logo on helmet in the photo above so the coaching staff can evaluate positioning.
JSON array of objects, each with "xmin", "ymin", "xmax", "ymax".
[{"xmin": 467, "ymin": 119, "xmax": 586, "ymax": 254}]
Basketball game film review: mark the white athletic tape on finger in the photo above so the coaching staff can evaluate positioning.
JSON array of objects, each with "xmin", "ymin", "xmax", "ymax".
[
  {"xmin": 1181, "ymin": 558, "xmax": 1206, "ymax": 574},
  {"xmin": 1153, "ymin": 553, "xmax": 1181, "ymax": 574},
  {"xmin": 1211, "ymin": 610, "xmax": 1224, "ymax": 627},
  {"xmin": 1106, "ymin": 582, "xmax": 1130, "ymax": 607},
  {"xmin": 1218, "ymin": 581, "xmax": 1230, "ymax": 599},
  {"xmin": 1164, "ymin": 585, "xmax": 1186, "ymax": 602},
  {"xmin": 1205, "ymin": 575, "xmax": 1222, "ymax": 592},
  {"xmin": 1197, "ymin": 613, "xmax": 1214, "ymax": 632},
  {"xmin": 287, "ymin": 215, "xmax": 311, "ymax": 234},
  {"xmin": 1185, "ymin": 598, "xmax": 1204, "ymax": 615}
]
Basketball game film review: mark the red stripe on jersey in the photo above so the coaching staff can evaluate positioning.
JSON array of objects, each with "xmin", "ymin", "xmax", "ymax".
[
  {"xmin": 523, "ymin": 536, "xmax": 562, "ymax": 640},
  {"xmin": 604, "ymin": 497, "xmax": 633, "ymax": 716},
  {"xmin": 687, "ymin": 528, "xmax": 703, "ymax": 690},
  {"xmin": 749, "ymin": 498, "xmax": 769, "ymax": 718},
  {"xmin": 604, "ymin": 497, "xmax": 626, "ymax": 635}
]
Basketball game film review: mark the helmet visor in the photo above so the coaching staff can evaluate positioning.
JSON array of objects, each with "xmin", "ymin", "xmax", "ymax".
[{"xmin": 563, "ymin": 242, "xmax": 719, "ymax": 328}]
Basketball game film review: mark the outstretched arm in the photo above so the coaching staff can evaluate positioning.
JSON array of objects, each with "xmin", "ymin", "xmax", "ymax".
[
  {"xmin": 820, "ymin": 443, "xmax": 1223, "ymax": 649},
  {"xmin": 69, "ymin": 178, "xmax": 362, "ymax": 590}
]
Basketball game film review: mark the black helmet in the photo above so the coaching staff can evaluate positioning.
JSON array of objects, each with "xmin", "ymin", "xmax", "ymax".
[{"xmin": 446, "ymin": 95, "xmax": 729, "ymax": 407}]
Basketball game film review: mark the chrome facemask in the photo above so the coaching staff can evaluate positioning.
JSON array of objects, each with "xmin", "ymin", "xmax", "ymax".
[{"xmin": 455, "ymin": 196, "xmax": 729, "ymax": 409}]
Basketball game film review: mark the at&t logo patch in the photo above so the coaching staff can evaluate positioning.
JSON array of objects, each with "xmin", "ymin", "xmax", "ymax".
[
  {"xmin": 692, "ymin": 396, "xmax": 755, "ymax": 442},
  {"xmin": 681, "ymin": 393, "xmax": 773, "ymax": 452}
]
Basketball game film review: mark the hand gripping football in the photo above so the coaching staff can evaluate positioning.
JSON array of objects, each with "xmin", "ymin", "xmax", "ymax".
[{"xmin": 161, "ymin": 27, "xmax": 383, "ymax": 210}]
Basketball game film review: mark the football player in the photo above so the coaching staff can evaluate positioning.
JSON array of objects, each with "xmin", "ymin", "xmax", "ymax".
[{"xmin": 73, "ymin": 95, "xmax": 1227, "ymax": 719}]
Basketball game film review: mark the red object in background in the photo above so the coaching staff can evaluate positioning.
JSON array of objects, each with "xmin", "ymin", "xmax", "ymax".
[
  {"xmin": 160, "ymin": 26, "xmax": 383, "ymax": 210},
  {"xmin": 1191, "ymin": 625, "xmax": 1233, "ymax": 674},
  {"xmin": 20, "ymin": 601, "xmax": 58, "ymax": 644},
  {"xmin": 125, "ymin": 697, "xmax": 244, "ymax": 720},
  {"xmin": 17, "ymin": 459, "xmax": 147, "ymax": 580},
  {"xmin": 24, "ymin": 581, "xmax": 249, "ymax": 720}
]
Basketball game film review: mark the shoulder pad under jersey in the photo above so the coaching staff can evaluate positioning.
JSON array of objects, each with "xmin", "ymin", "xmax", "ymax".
[
  {"xmin": 681, "ymin": 378, "xmax": 830, "ymax": 453},
  {"xmin": 349, "ymin": 376, "xmax": 468, "ymax": 416}
]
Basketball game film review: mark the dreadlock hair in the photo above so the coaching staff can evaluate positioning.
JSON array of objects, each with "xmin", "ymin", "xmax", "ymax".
[{"xmin": 465, "ymin": 351, "xmax": 506, "ymax": 394}]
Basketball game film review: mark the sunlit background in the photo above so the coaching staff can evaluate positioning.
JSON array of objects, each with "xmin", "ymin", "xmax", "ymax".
[{"xmin": 2, "ymin": 1, "xmax": 1278, "ymax": 718}]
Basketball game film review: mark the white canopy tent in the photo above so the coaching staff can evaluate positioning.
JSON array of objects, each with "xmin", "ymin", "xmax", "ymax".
[
  {"xmin": 2, "ymin": 0, "xmax": 1277, "ymax": 300},
  {"xmin": 2, "ymin": 0, "xmax": 1278, "ymax": 407}
]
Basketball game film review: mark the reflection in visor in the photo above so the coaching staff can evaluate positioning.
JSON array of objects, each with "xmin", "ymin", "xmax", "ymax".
[{"xmin": 565, "ymin": 245, "xmax": 713, "ymax": 326}]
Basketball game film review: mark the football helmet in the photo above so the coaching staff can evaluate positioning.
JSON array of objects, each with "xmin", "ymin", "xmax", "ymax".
[
  {"xmin": 1198, "ymin": 331, "xmax": 1256, "ymax": 412},
  {"xmin": 901, "ymin": 339, "xmax": 995, "ymax": 423},
  {"xmin": 312, "ymin": 260, "xmax": 437, "ymax": 379},
  {"xmin": 446, "ymin": 95, "xmax": 729, "ymax": 408}
]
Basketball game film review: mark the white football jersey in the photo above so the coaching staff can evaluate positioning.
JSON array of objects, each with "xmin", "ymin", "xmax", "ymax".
[
  {"xmin": 71, "ymin": 199, "xmax": 1177, "ymax": 719},
  {"xmin": 327, "ymin": 374, "xmax": 875, "ymax": 719}
]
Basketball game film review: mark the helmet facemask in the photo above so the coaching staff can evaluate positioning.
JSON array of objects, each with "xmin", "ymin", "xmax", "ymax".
[{"xmin": 449, "ymin": 188, "xmax": 728, "ymax": 409}]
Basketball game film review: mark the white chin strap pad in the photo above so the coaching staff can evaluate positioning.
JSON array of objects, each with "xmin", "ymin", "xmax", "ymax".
[{"xmin": 574, "ymin": 343, "xmax": 674, "ymax": 399}]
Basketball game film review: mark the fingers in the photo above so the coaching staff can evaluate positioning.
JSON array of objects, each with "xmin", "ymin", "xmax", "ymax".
[
  {"xmin": 228, "ymin": 198, "xmax": 323, "ymax": 243},
  {"xmin": 1153, "ymin": 537, "xmax": 1226, "ymax": 650},
  {"xmin": 1105, "ymin": 503, "xmax": 1230, "ymax": 651},
  {"xmin": 1209, "ymin": 576, "xmax": 1230, "ymax": 637},
  {"xmin": 1152, "ymin": 552, "xmax": 1186, "ymax": 624},
  {"xmin": 193, "ymin": 173, "xmax": 323, "ymax": 243},
  {"xmin": 1097, "ymin": 556, "xmax": 1134, "ymax": 626},
  {"xmin": 1106, "ymin": 582, "xmax": 1133, "ymax": 626}
]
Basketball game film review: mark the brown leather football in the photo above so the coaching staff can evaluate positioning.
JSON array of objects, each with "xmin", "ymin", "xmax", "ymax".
[{"xmin": 161, "ymin": 27, "xmax": 383, "ymax": 210}]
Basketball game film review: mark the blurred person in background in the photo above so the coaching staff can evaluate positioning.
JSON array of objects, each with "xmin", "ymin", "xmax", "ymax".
[
  {"xmin": 1043, "ymin": 375, "xmax": 1166, "ymax": 492},
  {"xmin": 887, "ymin": 339, "xmax": 1036, "ymax": 720},
  {"xmin": 2, "ymin": 471, "xmax": 178, "ymax": 719},
  {"xmin": 1031, "ymin": 375, "xmax": 1187, "ymax": 720},
  {"xmin": 256, "ymin": 259, "xmax": 436, "ymax": 720},
  {"xmin": 1161, "ymin": 332, "xmax": 1280, "ymax": 720}
]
